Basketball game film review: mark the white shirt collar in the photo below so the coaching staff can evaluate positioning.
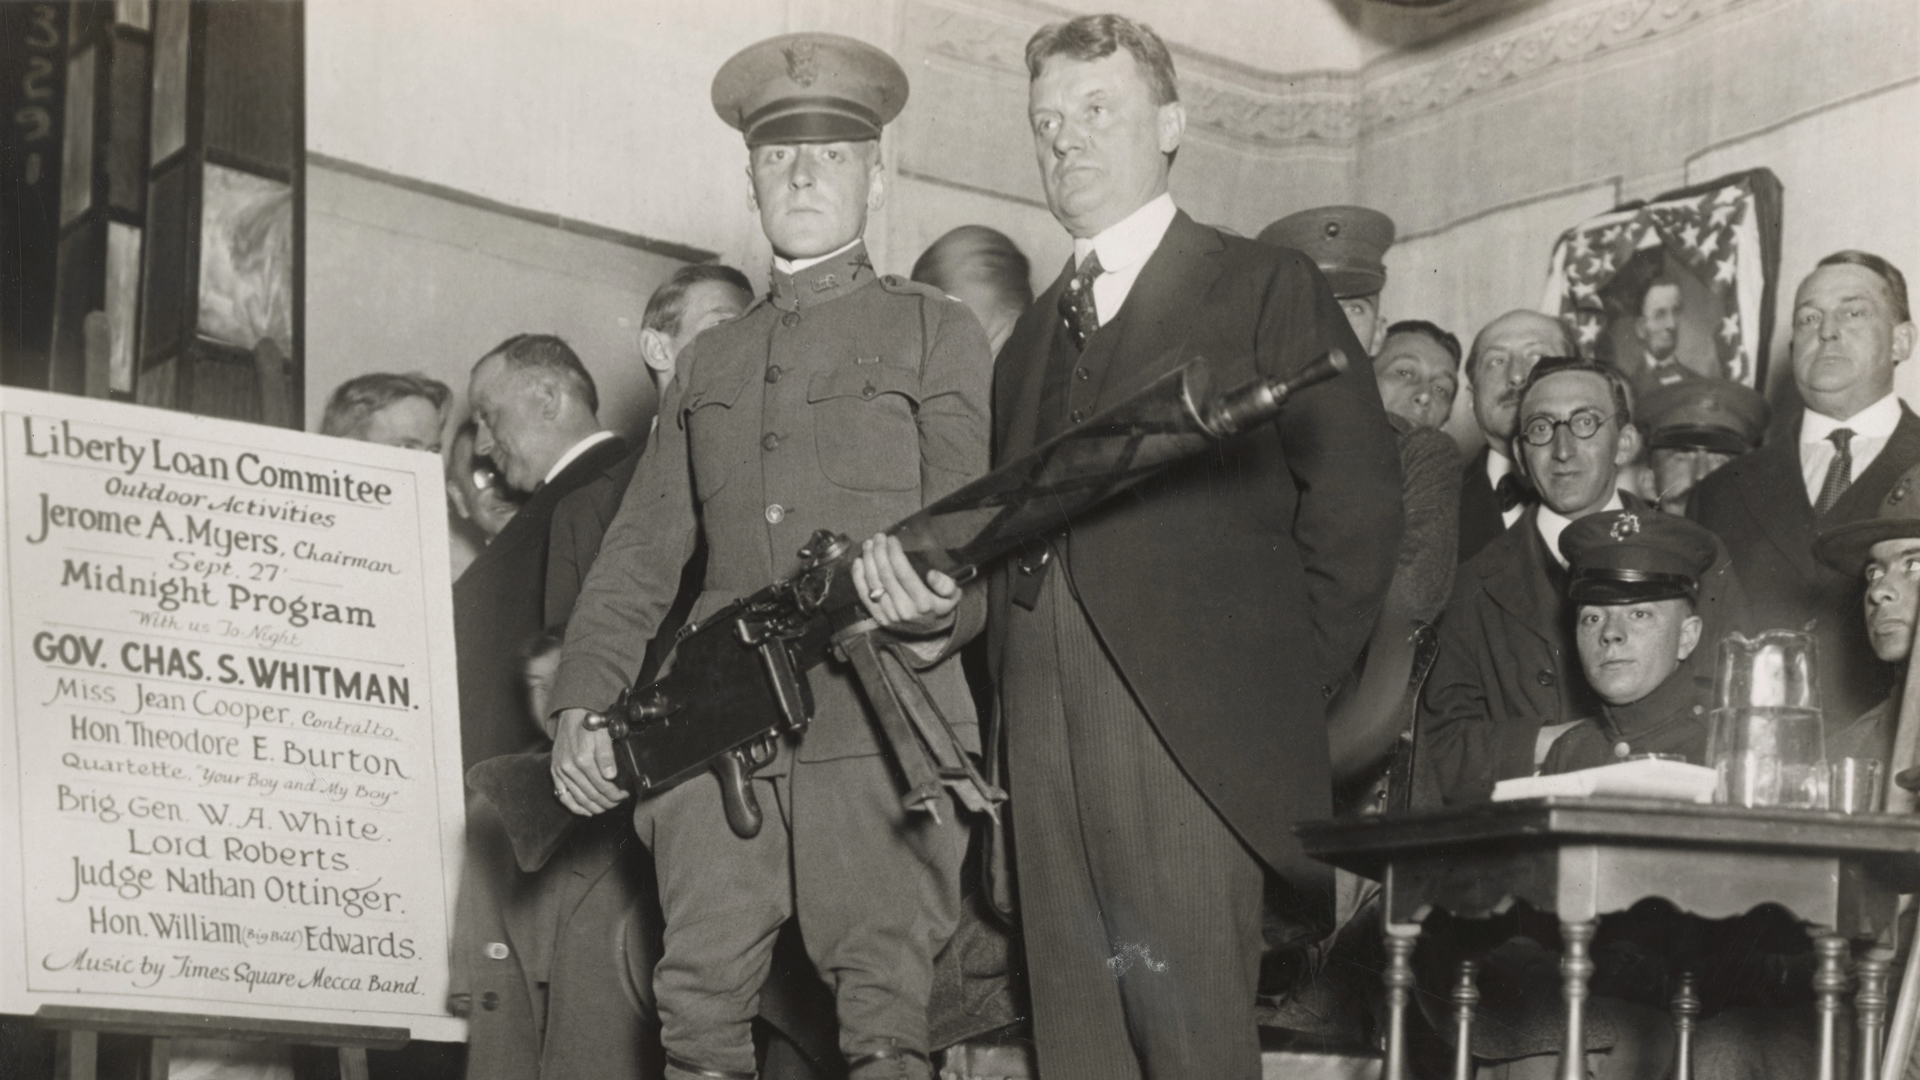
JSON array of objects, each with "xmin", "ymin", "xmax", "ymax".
[
  {"xmin": 1802, "ymin": 392, "xmax": 1902, "ymax": 443},
  {"xmin": 1535, "ymin": 490, "xmax": 1625, "ymax": 568},
  {"xmin": 543, "ymin": 430, "xmax": 616, "ymax": 487},
  {"xmin": 1485, "ymin": 446, "xmax": 1513, "ymax": 484},
  {"xmin": 1073, "ymin": 192, "xmax": 1176, "ymax": 275},
  {"xmin": 775, "ymin": 237, "xmax": 863, "ymax": 276}
]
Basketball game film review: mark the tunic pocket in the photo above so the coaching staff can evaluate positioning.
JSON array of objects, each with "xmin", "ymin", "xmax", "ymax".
[{"xmin": 806, "ymin": 364, "xmax": 921, "ymax": 492}]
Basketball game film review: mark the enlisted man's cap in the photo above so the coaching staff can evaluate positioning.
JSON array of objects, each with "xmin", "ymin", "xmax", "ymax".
[
  {"xmin": 712, "ymin": 33, "xmax": 908, "ymax": 147},
  {"xmin": 1257, "ymin": 205, "xmax": 1396, "ymax": 299},
  {"xmin": 1561, "ymin": 510, "xmax": 1719, "ymax": 604},
  {"xmin": 1641, "ymin": 380, "xmax": 1769, "ymax": 455},
  {"xmin": 1814, "ymin": 462, "xmax": 1920, "ymax": 575}
]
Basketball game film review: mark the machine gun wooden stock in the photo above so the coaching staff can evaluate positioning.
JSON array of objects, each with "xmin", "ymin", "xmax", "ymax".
[{"xmin": 469, "ymin": 349, "xmax": 1349, "ymax": 868}]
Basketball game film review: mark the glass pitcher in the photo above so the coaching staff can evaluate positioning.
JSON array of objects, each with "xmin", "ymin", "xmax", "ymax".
[{"xmin": 1707, "ymin": 630, "xmax": 1828, "ymax": 808}]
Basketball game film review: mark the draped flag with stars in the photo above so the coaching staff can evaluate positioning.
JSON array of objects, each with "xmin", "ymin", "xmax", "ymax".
[{"xmin": 1544, "ymin": 169, "xmax": 1783, "ymax": 390}]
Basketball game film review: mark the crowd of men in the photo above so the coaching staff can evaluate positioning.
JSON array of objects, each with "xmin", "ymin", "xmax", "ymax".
[{"xmin": 308, "ymin": 13, "xmax": 1918, "ymax": 1080}]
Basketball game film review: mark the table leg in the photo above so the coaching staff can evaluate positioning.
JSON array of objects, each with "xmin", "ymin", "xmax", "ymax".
[
  {"xmin": 1670, "ymin": 971, "xmax": 1700, "ymax": 1080},
  {"xmin": 339, "ymin": 1046, "xmax": 371, "ymax": 1080},
  {"xmin": 54, "ymin": 1030, "xmax": 97, "ymax": 1080},
  {"xmin": 1560, "ymin": 919, "xmax": 1596, "ymax": 1080},
  {"xmin": 149, "ymin": 1036, "xmax": 172, "ymax": 1080},
  {"xmin": 1815, "ymin": 934, "xmax": 1851, "ymax": 1080},
  {"xmin": 1452, "ymin": 958, "xmax": 1479, "ymax": 1080},
  {"xmin": 1857, "ymin": 950, "xmax": 1892, "ymax": 1080},
  {"xmin": 1383, "ymin": 922, "xmax": 1421, "ymax": 1080}
]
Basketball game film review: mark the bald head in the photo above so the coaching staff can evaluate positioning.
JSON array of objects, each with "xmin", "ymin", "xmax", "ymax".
[{"xmin": 1469, "ymin": 310, "xmax": 1571, "ymax": 447}]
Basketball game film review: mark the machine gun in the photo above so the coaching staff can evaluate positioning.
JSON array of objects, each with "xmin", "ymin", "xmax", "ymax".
[{"xmin": 470, "ymin": 349, "xmax": 1349, "ymax": 867}]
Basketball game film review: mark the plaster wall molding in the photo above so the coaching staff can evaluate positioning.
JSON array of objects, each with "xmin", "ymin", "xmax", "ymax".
[{"xmin": 1362, "ymin": 0, "xmax": 1763, "ymax": 128}]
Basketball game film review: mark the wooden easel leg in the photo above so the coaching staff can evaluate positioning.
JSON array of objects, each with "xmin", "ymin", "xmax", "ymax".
[
  {"xmin": 339, "ymin": 1045, "xmax": 371, "ymax": 1080},
  {"xmin": 148, "ymin": 1036, "xmax": 172, "ymax": 1080},
  {"xmin": 1560, "ymin": 919, "xmax": 1597, "ymax": 1080},
  {"xmin": 1815, "ymin": 934, "xmax": 1851, "ymax": 1080},
  {"xmin": 1670, "ymin": 971, "xmax": 1701, "ymax": 1080},
  {"xmin": 54, "ymin": 1029, "xmax": 97, "ymax": 1080},
  {"xmin": 1451, "ymin": 958, "xmax": 1480, "ymax": 1080},
  {"xmin": 1383, "ymin": 922, "xmax": 1421, "ymax": 1080},
  {"xmin": 1858, "ymin": 950, "xmax": 1893, "ymax": 1080}
]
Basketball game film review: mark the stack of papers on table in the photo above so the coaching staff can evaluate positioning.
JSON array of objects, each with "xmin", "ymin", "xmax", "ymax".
[{"xmin": 1492, "ymin": 759, "xmax": 1718, "ymax": 803}]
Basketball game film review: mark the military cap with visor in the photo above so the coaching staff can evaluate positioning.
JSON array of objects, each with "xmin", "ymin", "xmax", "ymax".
[
  {"xmin": 1641, "ymin": 379, "xmax": 1769, "ymax": 456},
  {"xmin": 1560, "ymin": 509, "xmax": 1719, "ymax": 605},
  {"xmin": 712, "ymin": 33, "xmax": 909, "ymax": 147},
  {"xmin": 1814, "ymin": 462, "xmax": 1920, "ymax": 576},
  {"xmin": 1257, "ymin": 205, "xmax": 1396, "ymax": 299}
]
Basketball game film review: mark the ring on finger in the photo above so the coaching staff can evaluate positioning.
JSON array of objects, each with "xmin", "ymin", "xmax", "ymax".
[{"xmin": 868, "ymin": 588, "xmax": 885, "ymax": 602}]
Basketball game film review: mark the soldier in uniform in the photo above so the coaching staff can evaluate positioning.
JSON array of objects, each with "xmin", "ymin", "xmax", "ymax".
[
  {"xmin": 1639, "ymin": 379, "xmax": 1768, "ymax": 516},
  {"xmin": 543, "ymin": 34, "xmax": 991, "ymax": 1080},
  {"xmin": 1812, "ymin": 461, "xmax": 1920, "ymax": 765},
  {"xmin": 1542, "ymin": 509, "xmax": 1721, "ymax": 772}
]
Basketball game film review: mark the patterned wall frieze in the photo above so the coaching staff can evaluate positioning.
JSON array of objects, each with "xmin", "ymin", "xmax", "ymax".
[
  {"xmin": 906, "ymin": 0, "xmax": 1361, "ymax": 149},
  {"xmin": 1363, "ymin": 0, "xmax": 1763, "ymax": 128}
]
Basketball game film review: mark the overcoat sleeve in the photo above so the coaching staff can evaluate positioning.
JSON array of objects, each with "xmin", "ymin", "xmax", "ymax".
[
  {"xmin": 548, "ymin": 379, "xmax": 700, "ymax": 715},
  {"xmin": 1262, "ymin": 252, "xmax": 1405, "ymax": 685},
  {"xmin": 1417, "ymin": 573, "xmax": 1500, "ymax": 806}
]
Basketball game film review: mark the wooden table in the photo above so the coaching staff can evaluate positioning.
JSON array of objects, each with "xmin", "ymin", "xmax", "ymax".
[{"xmin": 1297, "ymin": 798, "xmax": 1920, "ymax": 1080}]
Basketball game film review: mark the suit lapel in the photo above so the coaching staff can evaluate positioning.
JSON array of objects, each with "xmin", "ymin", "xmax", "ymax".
[
  {"xmin": 1087, "ymin": 211, "xmax": 1224, "ymax": 409},
  {"xmin": 1735, "ymin": 421, "xmax": 1823, "ymax": 581},
  {"xmin": 1482, "ymin": 507, "xmax": 1560, "ymax": 646},
  {"xmin": 997, "ymin": 259, "xmax": 1074, "ymax": 461}
]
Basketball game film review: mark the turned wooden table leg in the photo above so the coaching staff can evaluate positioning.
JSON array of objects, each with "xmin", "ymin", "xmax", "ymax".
[
  {"xmin": 1560, "ymin": 919, "xmax": 1597, "ymax": 1080},
  {"xmin": 1857, "ymin": 950, "xmax": 1892, "ymax": 1080},
  {"xmin": 1452, "ymin": 958, "xmax": 1480, "ymax": 1080},
  {"xmin": 1670, "ymin": 971, "xmax": 1700, "ymax": 1080},
  {"xmin": 1815, "ymin": 934, "xmax": 1852, "ymax": 1080},
  {"xmin": 1384, "ymin": 923, "xmax": 1421, "ymax": 1080}
]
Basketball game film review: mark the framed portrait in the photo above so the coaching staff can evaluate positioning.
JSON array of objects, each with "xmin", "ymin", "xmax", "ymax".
[{"xmin": 1544, "ymin": 169, "xmax": 1783, "ymax": 401}]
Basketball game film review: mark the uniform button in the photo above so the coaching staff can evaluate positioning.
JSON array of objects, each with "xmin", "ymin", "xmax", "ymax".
[
  {"xmin": 1536, "ymin": 670, "xmax": 1555, "ymax": 687},
  {"xmin": 782, "ymin": 312, "xmax": 801, "ymax": 327},
  {"xmin": 861, "ymin": 384, "xmax": 877, "ymax": 400},
  {"xmin": 1070, "ymin": 409, "xmax": 1086, "ymax": 423},
  {"xmin": 481, "ymin": 992, "xmax": 500, "ymax": 1012},
  {"xmin": 762, "ymin": 432, "xmax": 781, "ymax": 452},
  {"xmin": 484, "ymin": 942, "xmax": 509, "ymax": 961},
  {"xmin": 766, "ymin": 365, "xmax": 783, "ymax": 384},
  {"xmin": 766, "ymin": 504, "xmax": 786, "ymax": 524},
  {"xmin": 1075, "ymin": 366, "xmax": 1090, "ymax": 381}
]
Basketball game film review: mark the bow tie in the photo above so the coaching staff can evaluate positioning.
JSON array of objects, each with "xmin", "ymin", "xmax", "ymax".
[{"xmin": 1496, "ymin": 472, "xmax": 1536, "ymax": 513}]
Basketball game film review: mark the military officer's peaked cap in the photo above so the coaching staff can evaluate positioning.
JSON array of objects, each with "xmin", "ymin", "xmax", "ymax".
[
  {"xmin": 1257, "ymin": 205, "xmax": 1396, "ymax": 299},
  {"xmin": 1560, "ymin": 510, "xmax": 1719, "ymax": 605},
  {"xmin": 712, "ymin": 33, "xmax": 909, "ymax": 147},
  {"xmin": 1642, "ymin": 379, "xmax": 1769, "ymax": 455},
  {"xmin": 1814, "ymin": 461, "xmax": 1920, "ymax": 575}
]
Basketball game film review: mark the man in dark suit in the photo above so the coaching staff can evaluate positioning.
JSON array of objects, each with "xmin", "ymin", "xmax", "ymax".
[
  {"xmin": 870, "ymin": 15, "xmax": 1401, "ymax": 1078},
  {"xmin": 1458, "ymin": 311, "xmax": 1571, "ymax": 563},
  {"xmin": 1690, "ymin": 250, "xmax": 1920, "ymax": 726},
  {"xmin": 456, "ymin": 333, "xmax": 630, "ymax": 767},
  {"xmin": 1421, "ymin": 358, "xmax": 1743, "ymax": 807}
]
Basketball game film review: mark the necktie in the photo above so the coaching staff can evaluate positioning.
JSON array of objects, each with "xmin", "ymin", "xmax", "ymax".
[
  {"xmin": 1057, "ymin": 251, "xmax": 1104, "ymax": 350},
  {"xmin": 1814, "ymin": 428, "xmax": 1855, "ymax": 517},
  {"xmin": 1496, "ymin": 472, "xmax": 1534, "ymax": 513}
]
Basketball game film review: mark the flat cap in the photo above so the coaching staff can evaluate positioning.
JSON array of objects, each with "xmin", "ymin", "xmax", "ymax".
[
  {"xmin": 1642, "ymin": 379, "xmax": 1769, "ymax": 455},
  {"xmin": 1257, "ymin": 205, "xmax": 1395, "ymax": 299},
  {"xmin": 1561, "ymin": 510, "xmax": 1719, "ymax": 605},
  {"xmin": 1814, "ymin": 462, "xmax": 1920, "ymax": 575},
  {"xmin": 711, "ymin": 33, "xmax": 908, "ymax": 148}
]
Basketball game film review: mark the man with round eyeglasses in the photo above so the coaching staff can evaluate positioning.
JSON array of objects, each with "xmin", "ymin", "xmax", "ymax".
[{"xmin": 1416, "ymin": 357, "xmax": 1744, "ymax": 807}]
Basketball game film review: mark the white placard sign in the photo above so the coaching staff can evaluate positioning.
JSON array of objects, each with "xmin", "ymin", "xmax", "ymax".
[{"xmin": 0, "ymin": 388, "xmax": 465, "ymax": 1041}]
